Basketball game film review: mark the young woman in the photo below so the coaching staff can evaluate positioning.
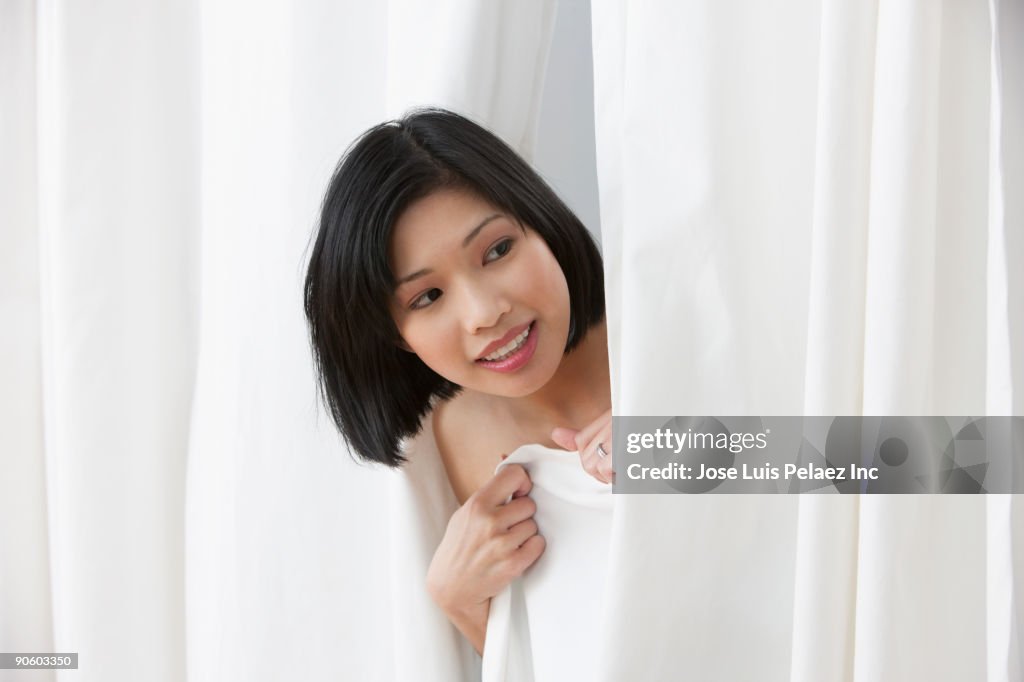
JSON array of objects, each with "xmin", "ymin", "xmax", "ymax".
[{"xmin": 303, "ymin": 108, "xmax": 613, "ymax": 660}]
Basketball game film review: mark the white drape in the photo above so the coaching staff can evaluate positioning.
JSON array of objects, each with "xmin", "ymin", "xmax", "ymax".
[
  {"xmin": 2, "ymin": 1, "xmax": 570, "ymax": 680},
  {"xmin": 592, "ymin": 0, "xmax": 1022, "ymax": 680},
  {"xmin": 4, "ymin": 1, "xmax": 198, "ymax": 679},
  {"xmin": 6, "ymin": 0, "xmax": 1020, "ymax": 680}
]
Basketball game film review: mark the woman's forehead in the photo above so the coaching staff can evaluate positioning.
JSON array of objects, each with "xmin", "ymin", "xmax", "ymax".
[
  {"xmin": 395, "ymin": 189, "xmax": 499, "ymax": 235},
  {"xmin": 390, "ymin": 189, "xmax": 507, "ymax": 258}
]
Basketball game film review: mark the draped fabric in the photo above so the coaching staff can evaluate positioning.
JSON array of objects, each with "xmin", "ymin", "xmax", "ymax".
[
  {"xmin": 388, "ymin": 414, "xmax": 613, "ymax": 682},
  {"xmin": 592, "ymin": 0, "xmax": 1023, "ymax": 679},
  {"xmin": 4, "ymin": 0, "xmax": 1021, "ymax": 680},
  {"xmin": 3, "ymin": 2, "xmax": 199, "ymax": 679},
  {"xmin": 1, "ymin": 1, "xmax": 566, "ymax": 680}
]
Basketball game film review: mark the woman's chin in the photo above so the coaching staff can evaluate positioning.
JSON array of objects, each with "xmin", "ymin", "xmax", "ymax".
[{"xmin": 476, "ymin": 356, "xmax": 561, "ymax": 398}]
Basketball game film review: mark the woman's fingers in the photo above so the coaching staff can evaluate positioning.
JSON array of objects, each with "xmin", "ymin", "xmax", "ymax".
[
  {"xmin": 427, "ymin": 464, "xmax": 543, "ymax": 644},
  {"xmin": 551, "ymin": 409, "xmax": 612, "ymax": 454},
  {"xmin": 550, "ymin": 427, "xmax": 578, "ymax": 451},
  {"xmin": 503, "ymin": 517, "xmax": 540, "ymax": 550},
  {"xmin": 573, "ymin": 408, "xmax": 612, "ymax": 453},
  {"xmin": 580, "ymin": 420, "xmax": 614, "ymax": 484},
  {"xmin": 594, "ymin": 437, "xmax": 614, "ymax": 483},
  {"xmin": 496, "ymin": 494, "xmax": 537, "ymax": 529},
  {"xmin": 509, "ymin": 534, "xmax": 546, "ymax": 573},
  {"xmin": 551, "ymin": 409, "xmax": 614, "ymax": 484},
  {"xmin": 476, "ymin": 463, "xmax": 532, "ymax": 507}
]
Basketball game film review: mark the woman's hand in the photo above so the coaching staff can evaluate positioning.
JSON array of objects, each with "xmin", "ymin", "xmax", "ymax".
[
  {"xmin": 551, "ymin": 408, "xmax": 614, "ymax": 484},
  {"xmin": 426, "ymin": 463, "xmax": 545, "ymax": 655}
]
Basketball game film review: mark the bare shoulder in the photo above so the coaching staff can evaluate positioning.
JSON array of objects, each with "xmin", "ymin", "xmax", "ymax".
[{"xmin": 432, "ymin": 392, "xmax": 515, "ymax": 504}]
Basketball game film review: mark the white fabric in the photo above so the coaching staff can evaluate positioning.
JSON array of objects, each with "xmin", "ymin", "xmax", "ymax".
[
  {"xmin": 386, "ymin": 0, "xmax": 557, "ymax": 160},
  {"xmin": 0, "ymin": 0, "xmax": 54, "ymax": 667},
  {"xmin": 390, "ymin": 415, "xmax": 613, "ymax": 682},
  {"xmin": 483, "ymin": 449, "xmax": 612, "ymax": 682},
  {"xmin": 9, "ymin": 0, "xmax": 1018, "ymax": 679},
  {"xmin": 6, "ymin": 1, "xmax": 198, "ymax": 679},
  {"xmin": 186, "ymin": 3, "xmax": 395, "ymax": 680},
  {"xmin": 3, "ymin": 1, "xmax": 563, "ymax": 681},
  {"xmin": 592, "ymin": 0, "xmax": 1023, "ymax": 680},
  {"xmin": 389, "ymin": 416, "xmax": 482, "ymax": 682}
]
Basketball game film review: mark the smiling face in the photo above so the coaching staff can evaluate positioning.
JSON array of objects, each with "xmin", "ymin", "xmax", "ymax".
[{"xmin": 389, "ymin": 188, "xmax": 571, "ymax": 398}]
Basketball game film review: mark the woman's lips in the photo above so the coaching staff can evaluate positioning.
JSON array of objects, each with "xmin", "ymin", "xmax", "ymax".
[
  {"xmin": 476, "ymin": 321, "xmax": 533, "ymax": 361},
  {"xmin": 475, "ymin": 322, "xmax": 538, "ymax": 373}
]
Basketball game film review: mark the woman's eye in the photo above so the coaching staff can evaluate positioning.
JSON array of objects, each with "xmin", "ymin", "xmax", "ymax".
[
  {"xmin": 485, "ymin": 238, "xmax": 514, "ymax": 263},
  {"xmin": 410, "ymin": 288, "xmax": 442, "ymax": 310}
]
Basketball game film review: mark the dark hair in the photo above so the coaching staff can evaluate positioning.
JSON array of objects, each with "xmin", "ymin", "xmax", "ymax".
[{"xmin": 304, "ymin": 108, "xmax": 604, "ymax": 467}]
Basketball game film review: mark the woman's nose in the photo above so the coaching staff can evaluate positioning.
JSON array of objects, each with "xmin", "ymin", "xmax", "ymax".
[{"xmin": 460, "ymin": 281, "xmax": 511, "ymax": 334}]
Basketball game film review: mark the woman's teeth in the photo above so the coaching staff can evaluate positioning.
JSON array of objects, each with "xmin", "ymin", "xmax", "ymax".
[{"xmin": 482, "ymin": 326, "xmax": 531, "ymax": 362}]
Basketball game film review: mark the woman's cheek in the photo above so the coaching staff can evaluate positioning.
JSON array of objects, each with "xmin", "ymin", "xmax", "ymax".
[
  {"xmin": 400, "ymin": 317, "xmax": 442, "ymax": 364},
  {"xmin": 520, "ymin": 243, "xmax": 564, "ymax": 295},
  {"xmin": 422, "ymin": 317, "xmax": 461, "ymax": 367},
  {"xmin": 531, "ymin": 253, "xmax": 570, "ymax": 313}
]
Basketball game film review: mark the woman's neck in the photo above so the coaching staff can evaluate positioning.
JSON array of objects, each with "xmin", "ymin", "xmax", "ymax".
[{"xmin": 493, "ymin": 319, "xmax": 612, "ymax": 447}]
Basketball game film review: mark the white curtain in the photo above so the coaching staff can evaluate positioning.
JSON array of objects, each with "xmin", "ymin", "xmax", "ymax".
[
  {"xmin": 1, "ymin": 1, "xmax": 566, "ymax": 680},
  {"xmin": 593, "ymin": 0, "xmax": 1022, "ymax": 679},
  {"xmin": 5, "ymin": 0, "xmax": 1021, "ymax": 680},
  {"xmin": 3, "ymin": 1, "xmax": 198, "ymax": 679}
]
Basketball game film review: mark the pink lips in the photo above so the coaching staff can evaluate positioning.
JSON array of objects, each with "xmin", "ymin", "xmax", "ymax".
[
  {"xmin": 476, "ymin": 321, "xmax": 533, "ymax": 361},
  {"xmin": 475, "ymin": 322, "xmax": 538, "ymax": 373}
]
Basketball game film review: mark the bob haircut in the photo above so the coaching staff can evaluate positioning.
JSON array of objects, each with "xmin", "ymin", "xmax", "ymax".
[{"xmin": 304, "ymin": 108, "xmax": 604, "ymax": 467}]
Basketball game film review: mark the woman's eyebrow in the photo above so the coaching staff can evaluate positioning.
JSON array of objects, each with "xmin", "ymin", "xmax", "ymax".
[
  {"xmin": 395, "ymin": 213, "xmax": 504, "ymax": 287},
  {"xmin": 460, "ymin": 213, "xmax": 503, "ymax": 247}
]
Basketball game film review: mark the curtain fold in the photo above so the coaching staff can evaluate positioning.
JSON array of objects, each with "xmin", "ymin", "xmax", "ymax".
[
  {"xmin": 25, "ymin": 1, "xmax": 199, "ymax": 679},
  {"xmin": 4, "ymin": 1, "xmax": 567, "ymax": 680},
  {"xmin": 186, "ymin": 2, "xmax": 396, "ymax": 680},
  {"xmin": 0, "ymin": 0, "xmax": 54, "ymax": 674},
  {"xmin": 6, "ymin": 0, "xmax": 1020, "ymax": 679},
  {"xmin": 386, "ymin": 0, "xmax": 556, "ymax": 158},
  {"xmin": 986, "ymin": 0, "xmax": 1024, "ymax": 677},
  {"xmin": 592, "ymin": 0, "xmax": 1022, "ymax": 679}
]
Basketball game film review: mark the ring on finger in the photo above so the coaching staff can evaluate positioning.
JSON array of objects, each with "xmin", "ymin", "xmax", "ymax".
[{"xmin": 595, "ymin": 442, "xmax": 609, "ymax": 459}]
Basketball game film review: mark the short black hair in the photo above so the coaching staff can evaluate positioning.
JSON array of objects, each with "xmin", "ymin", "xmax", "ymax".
[{"xmin": 304, "ymin": 108, "xmax": 604, "ymax": 467}]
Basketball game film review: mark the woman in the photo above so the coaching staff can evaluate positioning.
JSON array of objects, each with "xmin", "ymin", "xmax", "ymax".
[{"xmin": 303, "ymin": 108, "xmax": 613, "ymax": 668}]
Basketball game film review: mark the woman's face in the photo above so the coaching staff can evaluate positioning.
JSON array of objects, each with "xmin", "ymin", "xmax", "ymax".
[{"xmin": 389, "ymin": 188, "xmax": 571, "ymax": 398}]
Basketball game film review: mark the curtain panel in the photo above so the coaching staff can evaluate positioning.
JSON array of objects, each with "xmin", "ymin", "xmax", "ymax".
[
  {"xmin": 592, "ymin": 0, "xmax": 1022, "ymax": 679},
  {"xmin": 3, "ymin": 0, "xmax": 1020, "ymax": 680}
]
